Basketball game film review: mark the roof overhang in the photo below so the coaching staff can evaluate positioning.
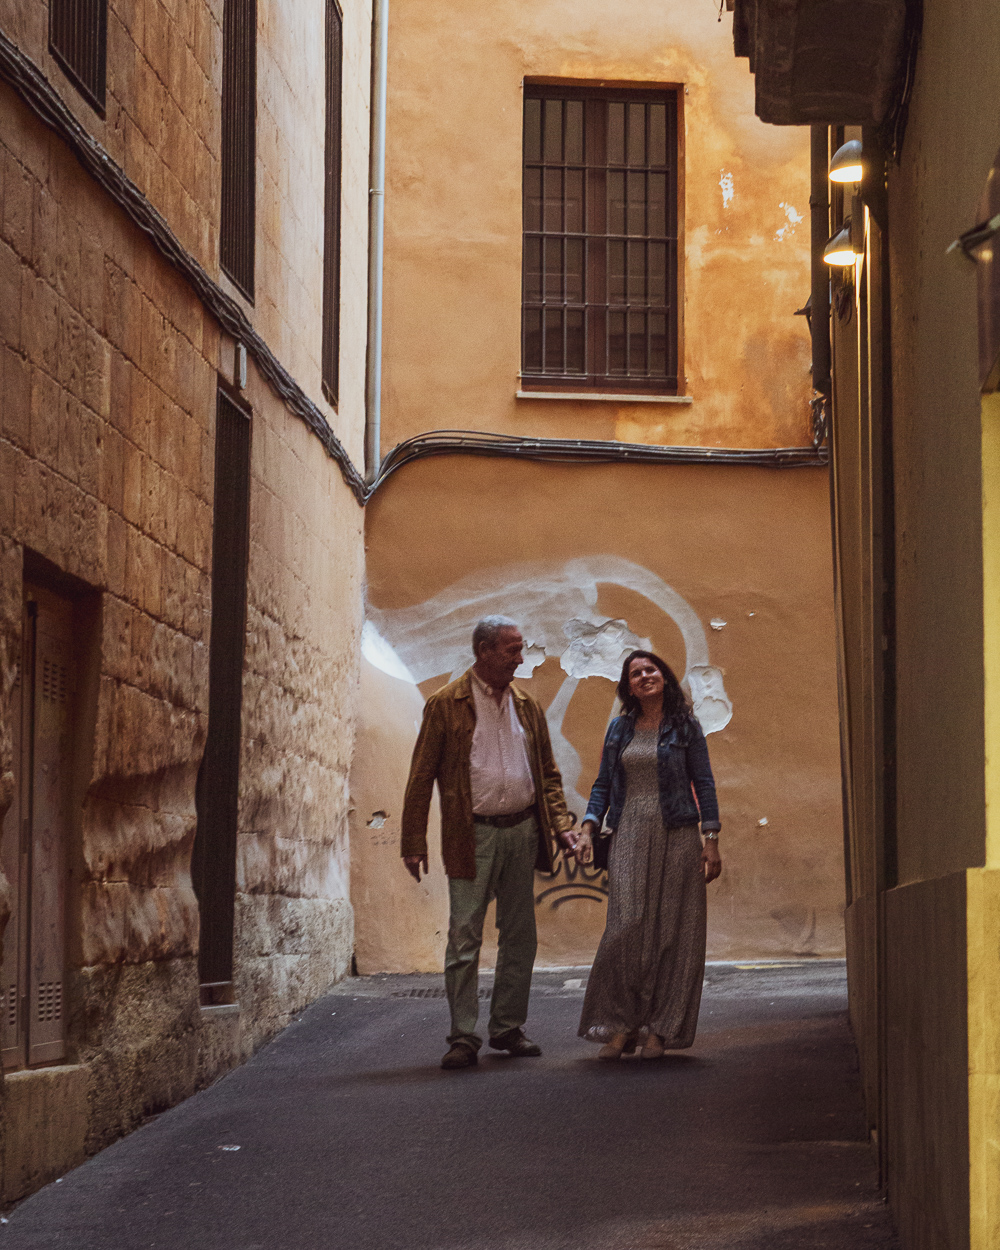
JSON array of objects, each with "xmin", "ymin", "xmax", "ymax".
[{"xmin": 732, "ymin": 0, "xmax": 909, "ymax": 126}]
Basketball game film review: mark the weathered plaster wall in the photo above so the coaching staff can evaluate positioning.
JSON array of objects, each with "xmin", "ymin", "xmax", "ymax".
[
  {"xmin": 0, "ymin": 0, "xmax": 369, "ymax": 1198},
  {"xmin": 381, "ymin": 0, "xmax": 812, "ymax": 451},
  {"xmin": 354, "ymin": 0, "xmax": 842, "ymax": 972},
  {"xmin": 349, "ymin": 656, "xmax": 449, "ymax": 975},
  {"xmin": 360, "ymin": 458, "xmax": 843, "ymax": 966}
]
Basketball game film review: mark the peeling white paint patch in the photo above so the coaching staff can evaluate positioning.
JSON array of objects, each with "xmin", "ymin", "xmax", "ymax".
[
  {"xmin": 516, "ymin": 644, "xmax": 547, "ymax": 679},
  {"xmin": 561, "ymin": 618, "xmax": 646, "ymax": 681},
  {"xmin": 710, "ymin": 618, "xmax": 727, "ymax": 631},
  {"xmin": 757, "ymin": 817, "xmax": 769, "ymax": 827},
  {"xmin": 367, "ymin": 557, "xmax": 734, "ymax": 820},
  {"xmin": 367, "ymin": 811, "xmax": 388, "ymax": 829},
  {"xmin": 774, "ymin": 201, "xmax": 804, "ymax": 242},
  {"xmin": 362, "ymin": 620, "xmax": 416, "ymax": 684},
  {"xmin": 719, "ymin": 170, "xmax": 734, "ymax": 208}
]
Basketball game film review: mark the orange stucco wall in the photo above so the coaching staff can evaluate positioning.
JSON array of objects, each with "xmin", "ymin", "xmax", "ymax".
[{"xmin": 350, "ymin": 0, "xmax": 842, "ymax": 971}]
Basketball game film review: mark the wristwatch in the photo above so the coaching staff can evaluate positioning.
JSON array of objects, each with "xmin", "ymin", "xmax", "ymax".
[{"xmin": 703, "ymin": 831, "xmax": 719, "ymax": 841}]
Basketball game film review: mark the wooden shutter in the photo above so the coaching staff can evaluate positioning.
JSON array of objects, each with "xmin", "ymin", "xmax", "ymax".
[
  {"xmin": 322, "ymin": 1, "xmax": 344, "ymax": 404},
  {"xmin": 192, "ymin": 392, "xmax": 252, "ymax": 997},
  {"xmin": 49, "ymin": 0, "xmax": 108, "ymax": 115},
  {"xmin": 220, "ymin": 0, "xmax": 258, "ymax": 300}
]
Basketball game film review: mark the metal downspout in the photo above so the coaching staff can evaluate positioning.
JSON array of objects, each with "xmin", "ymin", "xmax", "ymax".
[{"xmin": 364, "ymin": 0, "xmax": 388, "ymax": 484}]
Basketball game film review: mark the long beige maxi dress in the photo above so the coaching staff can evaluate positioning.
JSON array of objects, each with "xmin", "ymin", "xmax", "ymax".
[{"xmin": 578, "ymin": 726, "xmax": 707, "ymax": 1047}]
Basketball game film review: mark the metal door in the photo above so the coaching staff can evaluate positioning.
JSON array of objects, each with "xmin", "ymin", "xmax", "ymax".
[
  {"xmin": 0, "ymin": 617, "xmax": 30, "ymax": 1069},
  {"xmin": 26, "ymin": 586, "xmax": 73, "ymax": 1064}
]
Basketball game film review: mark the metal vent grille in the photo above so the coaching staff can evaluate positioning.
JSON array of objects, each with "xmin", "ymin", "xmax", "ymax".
[
  {"xmin": 36, "ymin": 981, "xmax": 63, "ymax": 1023},
  {"xmin": 42, "ymin": 658, "xmax": 68, "ymax": 703},
  {"xmin": 391, "ymin": 987, "xmax": 492, "ymax": 1000},
  {"xmin": 5, "ymin": 984, "xmax": 17, "ymax": 1028},
  {"xmin": 321, "ymin": 0, "xmax": 343, "ymax": 404},
  {"xmin": 220, "ymin": 0, "xmax": 257, "ymax": 300},
  {"xmin": 49, "ymin": 0, "xmax": 108, "ymax": 115}
]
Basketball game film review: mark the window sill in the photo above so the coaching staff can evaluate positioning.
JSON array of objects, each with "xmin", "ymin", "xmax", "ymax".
[{"xmin": 516, "ymin": 390, "xmax": 693, "ymax": 405}]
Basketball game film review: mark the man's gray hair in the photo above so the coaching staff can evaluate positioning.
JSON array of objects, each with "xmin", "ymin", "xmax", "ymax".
[{"xmin": 472, "ymin": 615, "xmax": 520, "ymax": 657}]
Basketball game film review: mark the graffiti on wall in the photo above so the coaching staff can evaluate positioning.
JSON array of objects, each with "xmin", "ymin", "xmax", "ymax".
[{"xmin": 364, "ymin": 556, "xmax": 732, "ymax": 911}]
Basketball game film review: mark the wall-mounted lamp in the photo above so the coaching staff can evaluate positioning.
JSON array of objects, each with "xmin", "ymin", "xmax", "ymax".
[
  {"xmin": 823, "ymin": 222, "xmax": 860, "ymax": 266},
  {"xmin": 829, "ymin": 139, "xmax": 863, "ymax": 184}
]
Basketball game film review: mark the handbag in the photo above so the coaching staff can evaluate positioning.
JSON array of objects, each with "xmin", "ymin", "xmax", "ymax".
[{"xmin": 591, "ymin": 827, "xmax": 613, "ymax": 872}]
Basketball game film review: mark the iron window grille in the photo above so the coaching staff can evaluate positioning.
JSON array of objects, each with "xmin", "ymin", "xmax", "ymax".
[
  {"xmin": 521, "ymin": 86, "xmax": 679, "ymax": 394},
  {"xmin": 322, "ymin": 1, "xmax": 344, "ymax": 405},
  {"xmin": 220, "ymin": 0, "xmax": 257, "ymax": 301},
  {"xmin": 49, "ymin": 0, "xmax": 108, "ymax": 115}
]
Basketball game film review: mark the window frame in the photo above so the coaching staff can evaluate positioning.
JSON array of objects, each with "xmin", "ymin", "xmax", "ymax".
[
  {"xmin": 49, "ymin": 0, "xmax": 108, "ymax": 116},
  {"xmin": 220, "ymin": 0, "xmax": 258, "ymax": 302},
  {"xmin": 520, "ymin": 81, "xmax": 685, "ymax": 397},
  {"xmin": 322, "ymin": 0, "xmax": 344, "ymax": 407}
]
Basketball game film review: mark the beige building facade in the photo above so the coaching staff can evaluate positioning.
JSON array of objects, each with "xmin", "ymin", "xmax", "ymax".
[
  {"xmin": 0, "ymin": 0, "xmax": 371, "ymax": 1201},
  {"xmin": 350, "ymin": 0, "xmax": 845, "ymax": 973}
]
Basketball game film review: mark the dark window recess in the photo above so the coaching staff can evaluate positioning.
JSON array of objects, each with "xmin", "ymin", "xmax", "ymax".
[
  {"xmin": 322, "ymin": 1, "xmax": 343, "ymax": 405},
  {"xmin": 220, "ymin": 0, "xmax": 257, "ymax": 301},
  {"xmin": 49, "ymin": 0, "xmax": 108, "ymax": 115},
  {"xmin": 191, "ymin": 391, "xmax": 252, "ymax": 1005},
  {"xmin": 522, "ymin": 87, "xmax": 679, "ymax": 393}
]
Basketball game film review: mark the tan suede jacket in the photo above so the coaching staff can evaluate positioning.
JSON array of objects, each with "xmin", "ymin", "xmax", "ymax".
[{"xmin": 400, "ymin": 669, "xmax": 574, "ymax": 879}]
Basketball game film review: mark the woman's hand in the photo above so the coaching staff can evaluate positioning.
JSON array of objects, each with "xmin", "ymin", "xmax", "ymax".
[
  {"xmin": 701, "ymin": 839, "xmax": 722, "ymax": 883},
  {"xmin": 573, "ymin": 822, "xmax": 597, "ymax": 864}
]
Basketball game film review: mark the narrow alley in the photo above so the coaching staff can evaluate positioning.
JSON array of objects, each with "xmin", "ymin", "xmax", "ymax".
[{"xmin": 3, "ymin": 963, "xmax": 897, "ymax": 1250}]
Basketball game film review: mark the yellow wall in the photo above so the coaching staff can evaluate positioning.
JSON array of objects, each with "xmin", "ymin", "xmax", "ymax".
[
  {"xmin": 352, "ymin": 0, "xmax": 843, "ymax": 970},
  {"xmin": 968, "ymin": 390, "xmax": 1000, "ymax": 1250}
]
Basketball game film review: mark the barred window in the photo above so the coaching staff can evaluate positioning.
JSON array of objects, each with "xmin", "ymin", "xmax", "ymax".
[
  {"xmin": 322, "ymin": 1, "xmax": 343, "ymax": 405},
  {"xmin": 220, "ymin": 0, "xmax": 257, "ymax": 301},
  {"xmin": 522, "ymin": 86, "xmax": 679, "ymax": 393},
  {"xmin": 49, "ymin": 0, "xmax": 108, "ymax": 114}
]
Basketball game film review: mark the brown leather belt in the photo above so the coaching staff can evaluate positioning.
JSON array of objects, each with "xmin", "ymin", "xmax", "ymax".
[{"xmin": 474, "ymin": 804, "xmax": 537, "ymax": 829}]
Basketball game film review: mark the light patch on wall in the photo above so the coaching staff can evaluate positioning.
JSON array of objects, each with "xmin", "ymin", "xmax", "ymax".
[
  {"xmin": 774, "ymin": 202, "xmax": 804, "ymax": 242},
  {"xmin": 719, "ymin": 170, "xmax": 734, "ymax": 208},
  {"xmin": 361, "ymin": 620, "xmax": 416, "ymax": 684},
  {"xmin": 516, "ymin": 644, "xmax": 547, "ymax": 678},
  {"xmin": 367, "ymin": 557, "xmax": 733, "ymax": 819},
  {"xmin": 710, "ymin": 618, "xmax": 727, "ymax": 631}
]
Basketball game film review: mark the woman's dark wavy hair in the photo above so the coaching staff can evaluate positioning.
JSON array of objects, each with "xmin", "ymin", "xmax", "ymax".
[{"xmin": 616, "ymin": 650, "xmax": 691, "ymax": 725}]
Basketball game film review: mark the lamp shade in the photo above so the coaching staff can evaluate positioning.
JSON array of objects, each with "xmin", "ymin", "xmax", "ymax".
[
  {"xmin": 829, "ymin": 139, "xmax": 863, "ymax": 183},
  {"xmin": 823, "ymin": 225, "xmax": 859, "ymax": 266}
]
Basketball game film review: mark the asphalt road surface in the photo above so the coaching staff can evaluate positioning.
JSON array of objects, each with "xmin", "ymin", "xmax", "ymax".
[{"xmin": 2, "ymin": 960, "xmax": 900, "ymax": 1249}]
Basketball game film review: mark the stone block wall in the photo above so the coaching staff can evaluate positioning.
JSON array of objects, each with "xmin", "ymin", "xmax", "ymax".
[{"xmin": 0, "ymin": 0, "xmax": 369, "ymax": 1199}]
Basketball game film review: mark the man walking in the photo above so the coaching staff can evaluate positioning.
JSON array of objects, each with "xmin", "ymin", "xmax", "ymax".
[{"xmin": 401, "ymin": 616, "xmax": 576, "ymax": 1069}]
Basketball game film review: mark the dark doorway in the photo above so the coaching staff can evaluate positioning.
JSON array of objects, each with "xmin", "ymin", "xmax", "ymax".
[{"xmin": 191, "ymin": 389, "xmax": 252, "ymax": 1005}]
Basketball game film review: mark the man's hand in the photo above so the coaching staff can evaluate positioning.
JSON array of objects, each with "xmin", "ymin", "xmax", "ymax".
[
  {"xmin": 574, "ymin": 828, "xmax": 593, "ymax": 864},
  {"xmin": 403, "ymin": 854, "xmax": 429, "ymax": 882},
  {"xmin": 701, "ymin": 840, "xmax": 722, "ymax": 884}
]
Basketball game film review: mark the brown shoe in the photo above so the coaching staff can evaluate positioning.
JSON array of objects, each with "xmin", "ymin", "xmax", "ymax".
[
  {"xmin": 641, "ymin": 1033, "xmax": 665, "ymax": 1060},
  {"xmin": 598, "ymin": 1032, "xmax": 631, "ymax": 1061},
  {"xmin": 441, "ymin": 1043, "xmax": 478, "ymax": 1070},
  {"xmin": 489, "ymin": 1028, "xmax": 542, "ymax": 1057}
]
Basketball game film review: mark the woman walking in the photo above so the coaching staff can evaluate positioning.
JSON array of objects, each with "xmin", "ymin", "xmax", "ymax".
[{"xmin": 575, "ymin": 650, "xmax": 722, "ymax": 1060}]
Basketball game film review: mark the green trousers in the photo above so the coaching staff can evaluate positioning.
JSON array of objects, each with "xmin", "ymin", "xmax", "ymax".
[{"xmin": 445, "ymin": 815, "xmax": 539, "ymax": 1050}]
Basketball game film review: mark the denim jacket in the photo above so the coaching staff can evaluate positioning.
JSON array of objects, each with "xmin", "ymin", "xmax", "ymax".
[{"xmin": 583, "ymin": 712, "xmax": 721, "ymax": 834}]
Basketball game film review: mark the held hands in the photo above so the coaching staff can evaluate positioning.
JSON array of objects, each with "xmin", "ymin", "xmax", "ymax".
[
  {"xmin": 572, "ymin": 823, "xmax": 596, "ymax": 864},
  {"xmin": 403, "ymin": 854, "xmax": 428, "ymax": 882},
  {"xmin": 701, "ymin": 839, "xmax": 722, "ymax": 884}
]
